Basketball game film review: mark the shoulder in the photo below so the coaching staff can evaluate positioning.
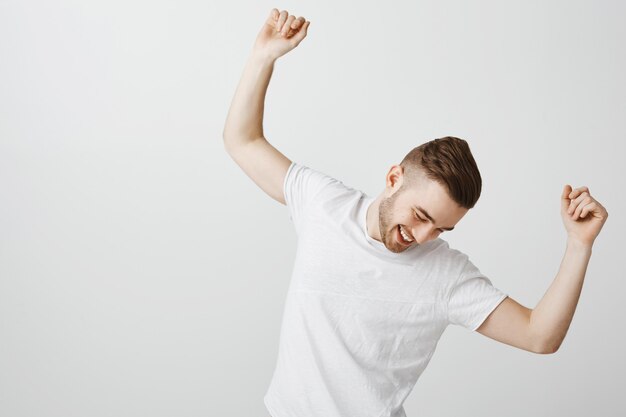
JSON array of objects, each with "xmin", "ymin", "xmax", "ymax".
[
  {"xmin": 420, "ymin": 238, "xmax": 469, "ymax": 266},
  {"xmin": 286, "ymin": 162, "xmax": 358, "ymax": 206},
  {"xmin": 413, "ymin": 238, "xmax": 473, "ymax": 284},
  {"xmin": 283, "ymin": 161, "xmax": 361, "ymax": 231}
]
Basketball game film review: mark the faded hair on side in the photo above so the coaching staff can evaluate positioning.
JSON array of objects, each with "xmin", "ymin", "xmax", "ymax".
[{"xmin": 399, "ymin": 136, "xmax": 482, "ymax": 209}]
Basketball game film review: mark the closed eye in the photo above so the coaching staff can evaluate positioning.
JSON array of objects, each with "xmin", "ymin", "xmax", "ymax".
[{"xmin": 415, "ymin": 211, "xmax": 445, "ymax": 233}]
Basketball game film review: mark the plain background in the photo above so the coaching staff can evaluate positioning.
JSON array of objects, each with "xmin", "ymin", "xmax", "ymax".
[{"xmin": 1, "ymin": 0, "xmax": 624, "ymax": 416}]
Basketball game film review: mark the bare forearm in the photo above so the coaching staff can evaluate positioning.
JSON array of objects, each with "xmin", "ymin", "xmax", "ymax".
[
  {"xmin": 531, "ymin": 238, "xmax": 592, "ymax": 352},
  {"xmin": 223, "ymin": 8, "xmax": 310, "ymax": 147},
  {"xmin": 223, "ymin": 52, "xmax": 276, "ymax": 148}
]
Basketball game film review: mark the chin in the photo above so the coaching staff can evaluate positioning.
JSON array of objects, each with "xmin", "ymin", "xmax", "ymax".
[{"xmin": 386, "ymin": 240, "xmax": 412, "ymax": 253}]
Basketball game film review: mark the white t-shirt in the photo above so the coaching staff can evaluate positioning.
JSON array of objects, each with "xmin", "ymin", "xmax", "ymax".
[{"xmin": 263, "ymin": 162, "xmax": 508, "ymax": 417}]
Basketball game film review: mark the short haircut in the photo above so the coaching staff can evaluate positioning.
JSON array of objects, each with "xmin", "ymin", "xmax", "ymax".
[{"xmin": 399, "ymin": 136, "xmax": 482, "ymax": 209}]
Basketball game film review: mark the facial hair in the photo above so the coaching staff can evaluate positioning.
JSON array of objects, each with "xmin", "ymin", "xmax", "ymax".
[{"xmin": 378, "ymin": 189, "xmax": 410, "ymax": 253}]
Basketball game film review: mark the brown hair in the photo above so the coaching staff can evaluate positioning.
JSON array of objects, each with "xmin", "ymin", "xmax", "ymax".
[{"xmin": 399, "ymin": 136, "xmax": 482, "ymax": 209}]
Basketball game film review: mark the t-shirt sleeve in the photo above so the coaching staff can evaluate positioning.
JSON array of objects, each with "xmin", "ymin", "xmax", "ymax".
[
  {"xmin": 283, "ymin": 161, "xmax": 345, "ymax": 233},
  {"xmin": 447, "ymin": 256, "xmax": 508, "ymax": 332}
]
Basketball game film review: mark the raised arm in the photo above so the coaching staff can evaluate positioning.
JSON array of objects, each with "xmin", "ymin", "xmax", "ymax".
[
  {"xmin": 222, "ymin": 8, "xmax": 311, "ymax": 205},
  {"xmin": 477, "ymin": 185, "xmax": 608, "ymax": 354}
]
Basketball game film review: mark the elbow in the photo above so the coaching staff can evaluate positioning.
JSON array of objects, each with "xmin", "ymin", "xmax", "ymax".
[
  {"xmin": 223, "ymin": 133, "xmax": 237, "ymax": 154},
  {"xmin": 536, "ymin": 346, "xmax": 558, "ymax": 355},
  {"xmin": 222, "ymin": 126, "xmax": 237, "ymax": 151},
  {"xmin": 222, "ymin": 133, "xmax": 258, "ymax": 154},
  {"xmin": 535, "ymin": 339, "xmax": 562, "ymax": 355},
  {"xmin": 529, "ymin": 315, "xmax": 563, "ymax": 354}
]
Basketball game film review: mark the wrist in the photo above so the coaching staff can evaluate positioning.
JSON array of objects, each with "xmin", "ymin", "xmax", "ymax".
[
  {"xmin": 566, "ymin": 236, "xmax": 593, "ymax": 252},
  {"xmin": 249, "ymin": 50, "xmax": 277, "ymax": 67}
]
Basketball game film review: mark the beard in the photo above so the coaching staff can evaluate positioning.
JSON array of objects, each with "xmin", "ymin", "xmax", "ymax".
[{"xmin": 378, "ymin": 189, "xmax": 413, "ymax": 253}]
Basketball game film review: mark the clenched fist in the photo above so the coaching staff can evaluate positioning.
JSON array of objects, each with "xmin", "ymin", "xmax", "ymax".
[
  {"xmin": 561, "ymin": 185, "xmax": 608, "ymax": 246},
  {"xmin": 252, "ymin": 8, "xmax": 310, "ymax": 61}
]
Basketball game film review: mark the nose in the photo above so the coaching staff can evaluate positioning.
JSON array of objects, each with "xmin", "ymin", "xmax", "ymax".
[{"xmin": 411, "ymin": 226, "xmax": 436, "ymax": 244}]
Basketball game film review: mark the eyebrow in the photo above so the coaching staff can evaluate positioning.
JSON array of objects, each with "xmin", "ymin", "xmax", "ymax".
[{"xmin": 415, "ymin": 206, "xmax": 455, "ymax": 231}]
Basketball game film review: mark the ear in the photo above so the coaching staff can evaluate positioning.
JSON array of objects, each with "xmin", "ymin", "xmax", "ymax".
[{"xmin": 386, "ymin": 165, "xmax": 405, "ymax": 191}]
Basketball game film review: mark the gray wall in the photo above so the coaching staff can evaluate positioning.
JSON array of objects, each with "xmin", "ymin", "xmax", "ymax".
[{"xmin": 1, "ymin": 0, "xmax": 624, "ymax": 416}]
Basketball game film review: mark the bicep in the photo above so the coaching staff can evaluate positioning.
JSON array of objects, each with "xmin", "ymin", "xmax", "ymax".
[
  {"xmin": 225, "ymin": 137, "xmax": 292, "ymax": 205},
  {"xmin": 476, "ymin": 296, "xmax": 545, "ymax": 354}
]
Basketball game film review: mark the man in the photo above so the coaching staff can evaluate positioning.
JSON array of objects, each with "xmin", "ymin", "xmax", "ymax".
[{"xmin": 222, "ymin": 8, "xmax": 609, "ymax": 417}]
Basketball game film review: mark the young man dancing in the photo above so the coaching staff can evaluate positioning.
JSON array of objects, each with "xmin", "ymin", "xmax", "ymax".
[{"xmin": 222, "ymin": 8, "xmax": 609, "ymax": 417}]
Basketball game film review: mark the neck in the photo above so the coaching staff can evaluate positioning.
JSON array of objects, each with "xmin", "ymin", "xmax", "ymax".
[{"xmin": 366, "ymin": 195, "xmax": 383, "ymax": 242}]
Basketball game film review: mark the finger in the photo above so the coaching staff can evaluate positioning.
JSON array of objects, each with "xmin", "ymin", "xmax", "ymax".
[
  {"xmin": 570, "ymin": 195, "xmax": 591, "ymax": 218},
  {"xmin": 281, "ymin": 15, "xmax": 296, "ymax": 37},
  {"xmin": 276, "ymin": 10, "xmax": 288, "ymax": 32},
  {"xmin": 568, "ymin": 191, "xmax": 591, "ymax": 214},
  {"xmin": 289, "ymin": 20, "xmax": 310, "ymax": 44},
  {"xmin": 292, "ymin": 16, "xmax": 305, "ymax": 29},
  {"xmin": 572, "ymin": 196, "xmax": 593, "ymax": 220},
  {"xmin": 567, "ymin": 192, "xmax": 591, "ymax": 213},
  {"xmin": 286, "ymin": 16, "xmax": 304, "ymax": 36},
  {"xmin": 568, "ymin": 186, "xmax": 589, "ymax": 200},
  {"xmin": 291, "ymin": 17, "xmax": 306, "ymax": 36},
  {"xmin": 265, "ymin": 8, "xmax": 280, "ymax": 28},
  {"xmin": 579, "ymin": 201, "xmax": 598, "ymax": 219},
  {"xmin": 561, "ymin": 185, "xmax": 573, "ymax": 211}
]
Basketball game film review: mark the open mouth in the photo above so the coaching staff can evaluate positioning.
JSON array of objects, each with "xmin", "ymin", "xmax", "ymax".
[{"xmin": 397, "ymin": 225, "xmax": 414, "ymax": 245}]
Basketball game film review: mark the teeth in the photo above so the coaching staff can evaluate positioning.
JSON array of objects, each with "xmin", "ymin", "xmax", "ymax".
[{"xmin": 399, "ymin": 225, "xmax": 413, "ymax": 242}]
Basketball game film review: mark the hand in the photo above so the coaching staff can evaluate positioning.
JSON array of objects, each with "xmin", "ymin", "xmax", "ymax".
[
  {"xmin": 560, "ymin": 185, "xmax": 608, "ymax": 246},
  {"xmin": 252, "ymin": 8, "xmax": 310, "ymax": 62}
]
